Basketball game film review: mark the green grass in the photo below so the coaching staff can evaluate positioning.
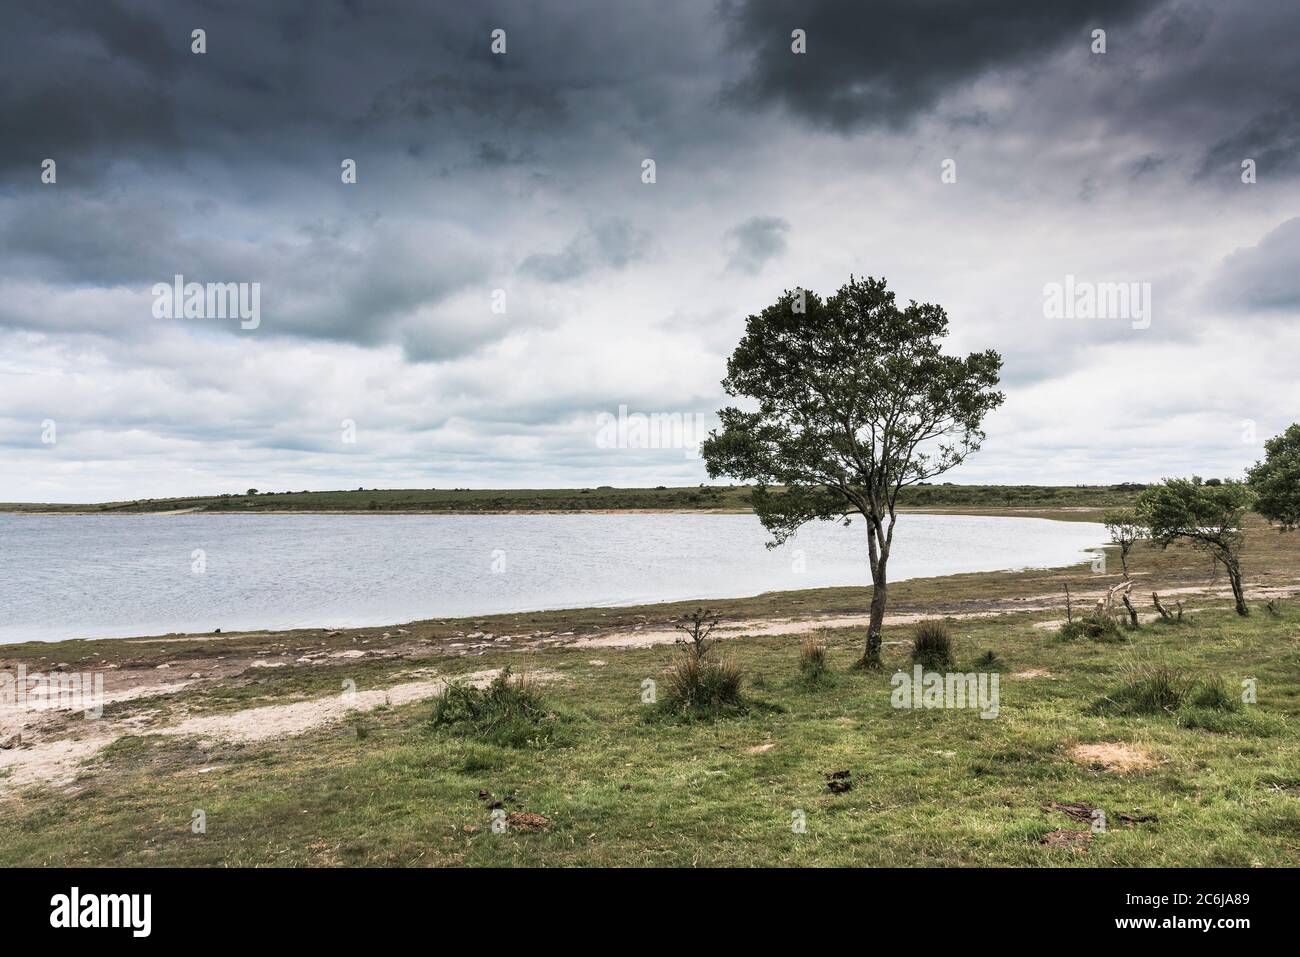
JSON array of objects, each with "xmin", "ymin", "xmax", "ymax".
[
  {"xmin": 0, "ymin": 483, "xmax": 1145, "ymax": 514},
  {"xmin": 2, "ymin": 600, "xmax": 1297, "ymax": 867}
]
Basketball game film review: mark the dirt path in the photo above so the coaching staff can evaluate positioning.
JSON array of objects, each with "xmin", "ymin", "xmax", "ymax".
[{"xmin": 565, "ymin": 578, "xmax": 1300, "ymax": 650}]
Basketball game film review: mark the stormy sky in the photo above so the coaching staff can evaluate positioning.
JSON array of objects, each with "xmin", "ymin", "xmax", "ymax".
[{"xmin": 2, "ymin": 0, "xmax": 1298, "ymax": 502}]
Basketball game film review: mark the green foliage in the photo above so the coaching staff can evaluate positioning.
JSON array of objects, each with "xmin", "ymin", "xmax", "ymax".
[
  {"xmin": 1136, "ymin": 477, "xmax": 1252, "ymax": 549},
  {"xmin": 910, "ymin": 621, "xmax": 954, "ymax": 670},
  {"xmin": 1247, "ymin": 423, "xmax": 1300, "ymax": 531},
  {"xmin": 429, "ymin": 668, "xmax": 561, "ymax": 748},
  {"xmin": 701, "ymin": 276, "xmax": 1005, "ymax": 547}
]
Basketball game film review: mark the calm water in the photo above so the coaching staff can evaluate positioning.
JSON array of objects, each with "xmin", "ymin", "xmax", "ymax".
[{"xmin": 0, "ymin": 513, "xmax": 1104, "ymax": 643}]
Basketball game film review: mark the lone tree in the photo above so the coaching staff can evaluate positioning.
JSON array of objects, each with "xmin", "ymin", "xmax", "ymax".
[
  {"xmin": 1102, "ymin": 508, "xmax": 1143, "ymax": 579},
  {"xmin": 701, "ymin": 276, "xmax": 1004, "ymax": 668},
  {"xmin": 1247, "ymin": 423, "xmax": 1300, "ymax": 531},
  {"xmin": 1136, "ymin": 477, "xmax": 1253, "ymax": 617}
]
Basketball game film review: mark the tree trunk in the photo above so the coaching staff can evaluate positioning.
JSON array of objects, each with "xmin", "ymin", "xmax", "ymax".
[
  {"xmin": 859, "ymin": 558, "xmax": 888, "ymax": 669},
  {"xmin": 1227, "ymin": 559, "xmax": 1248, "ymax": 617}
]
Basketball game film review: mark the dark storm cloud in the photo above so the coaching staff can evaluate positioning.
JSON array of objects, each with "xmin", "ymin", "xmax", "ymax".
[
  {"xmin": 723, "ymin": 216, "xmax": 789, "ymax": 274},
  {"xmin": 0, "ymin": 0, "xmax": 722, "ymax": 181},
  {"xmin": 719, "ymin": 0, "xmax": 1300, "ymax": 190},
  {"xmin": 721, "ymin": 0, "xmax": 1159, "ymax": 130}
]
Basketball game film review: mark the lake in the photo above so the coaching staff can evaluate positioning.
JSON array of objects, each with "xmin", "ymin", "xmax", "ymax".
[{"xmin": 0, "ymin": 512, "xmax": 1104, "ymax": 643}]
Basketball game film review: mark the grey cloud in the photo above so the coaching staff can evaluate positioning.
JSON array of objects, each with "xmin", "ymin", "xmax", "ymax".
[
  {"xmin": 1198, "ymin": 111, "xmax": 1300, "ymax": 181},
  {"xmin": 0, "ymin": 191, "xmax": 496, "ymax": 359},
  {"xmin": 724, "ymin": 216, "xmax": 789, "ymax": 274},
  {"xmin": 519, "ymin": 218, "xmax": 652, "ymax": 283},
  {"xmin": 1207, "ymin": 217, "xmax": 1300, "ymax": 313}
]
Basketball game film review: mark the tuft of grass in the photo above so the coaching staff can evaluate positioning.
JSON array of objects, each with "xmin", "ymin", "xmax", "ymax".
[
  {"xmin": 1186, "ymin": 674, "xmax": 1241, "ymax": 713},
  {"xmin": 1058, "ymin": 614, "xmax": 1125, "ymax": 642},
  {"xmin": 1093, "ymin": 666, "xmax": 1188, "ymax": 716},
  {"xmin": 911, "ymin": 621, "xmax": 954, "ymax": 671},
  {"xmin": 655, "ymin": 651, "xmax": 745, "ymax": 719},
  {"xmin": 798, "ymin": 637, "xmax": 830, "ymax": 685},
  {"xmin": 429, "ymin": 667, "xmax": 562, "ymax": 748},
  {"xmin": 1094, "ymin": 662, "xmax": 1245, "ymax": 724}
]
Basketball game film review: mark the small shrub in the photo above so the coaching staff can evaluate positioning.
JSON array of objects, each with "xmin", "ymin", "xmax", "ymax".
[
  {"xmin": 798, "ymin": 637, "xmax": 830, "ymax": 684},
  {"xmin": 977, "ymin": 650, "xmax": 999, "ymax": 667},
  {"xmin": 1058, "ymin": 614, "xmax": 1124, "ymax": 642},
  {"xmin": 662, "ymin": 652, "xmax": 743, "ymax": 713},
  {"xmin": 911, "ymin": 621, "xmax": 954, "ymax": 671},
  {"xmin": 429, "ymin": 668, "xmax": 559, "ymax": 747}
]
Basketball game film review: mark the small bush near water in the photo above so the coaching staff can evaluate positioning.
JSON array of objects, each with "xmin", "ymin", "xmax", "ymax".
[
  {"xmin": 429, "ymin": 668, "xmax": 560, "ymax": 747},
  {"xmin": 911, "ymin": 621, "xmax": 954, "ymax": 671}
]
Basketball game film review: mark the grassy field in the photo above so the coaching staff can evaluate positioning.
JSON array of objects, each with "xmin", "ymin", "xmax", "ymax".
[
  {"xmin": 0, "ymin": 483, "xmax": 1146, "ymax": 514},
  {"xmin": 1, "ymin": 514, "xmax": 1297, "ymax": 867}
]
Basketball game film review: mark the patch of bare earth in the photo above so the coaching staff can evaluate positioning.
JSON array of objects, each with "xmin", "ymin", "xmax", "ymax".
[
  {"xmin": 1040, "ymin": 828, "xmax": 1093, "ymax": 851},
  {"xmin": 0, "ymin": 668, "xmax": 560, "ymax": 792},
  {"xmin": 0, "ymin": 733, "xmax": 120, "ymax": 791},
  {"xmin": 156, "ymin": 669, "xmax": 559, "ymax": 744},
  {"xmin": 1011, "ymin": 669, "xmax": 1054, "ymax": 679},
  {"xmin": 1069, "ymin": 742, "xmax": 1159, "ymax": 774}
]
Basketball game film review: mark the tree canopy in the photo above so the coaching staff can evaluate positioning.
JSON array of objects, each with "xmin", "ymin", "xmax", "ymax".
[{"xmin": 1247, "ymin": 423, "xmax": 1300, "ymax": 531}]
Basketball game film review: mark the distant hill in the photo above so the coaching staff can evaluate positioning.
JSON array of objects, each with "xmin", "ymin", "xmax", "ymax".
[{"xmin": 0, "ymin": 483, "xmax": 1147, "ymax": 513}]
